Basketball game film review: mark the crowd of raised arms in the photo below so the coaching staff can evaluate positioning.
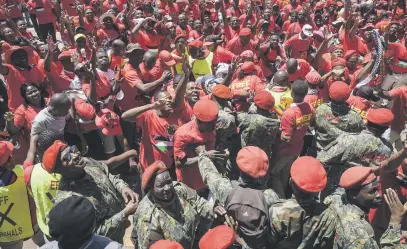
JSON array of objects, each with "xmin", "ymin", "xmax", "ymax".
[{"xmin": 3, "ymin": 0, "xmax": 407, "ymax": 248}]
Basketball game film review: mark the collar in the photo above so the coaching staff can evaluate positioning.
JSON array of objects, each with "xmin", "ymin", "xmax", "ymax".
[
  {"xmin": 15, "ymin": 64, "xmax": 33, "ymax": 71},
  {"xmin": 270, "ymin": 86, "xmax": 288, "ymax": 92},
  {"xmin": 348, "ymin": 203, "xmax": 368, "ymax": 219},
  {"xmin": 290, "ymin": 102, "xmax": 304, "ymax": 107}
]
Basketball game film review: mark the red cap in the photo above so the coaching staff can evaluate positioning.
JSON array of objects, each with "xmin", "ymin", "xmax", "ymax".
[
  {"xmin": 339, "ymin": 166, "xmax": 377, "ymax": 189},
  {"xmin": 42, "ymin": 140, "xmax": 67, "ymax": 173},
  {"xmin": 240, "ymin": 50, "xmax": 254, "ymax": 59},
  {"xmin": 239, "ymin": 28, "xmax": 251, "ymax": 36},
  {"xmin": 58, "ymin": 50, "xmax": 72, "ymax": 60},
  {"xmin": 193, "ymin": 99, "xmax": 219, "ymax": 122},
  {"xmin": 188, "ymin": 40, "xmax": 203, "ymax": 49},
  {"xmin": 236, "ymin": 146, "xmax": 268, "ymax": 178},
  {"xmin": 344, "ymin": 50, "xmax": 358, "ymax": 60},
  {"xmin": 95, "ymin": 109, "xmax": 122, "ymax": 136},
  {"xmin": 241, "ymin": 61, "xmax": 255, "ymax": 73},
  {"xmin": 150, "ymin": 240, "xmax": 184, "ymax": 249},
  {"xmin": 0, "ymin": 141, "xmax": 13, "ymax": 166},
  {"xmin": 141, "ymin": 161, "xmax": 167, "ymax": 189},
  {"xmin": 366, "ymin": 108, "xmax": 394, "ymax": 126},
  {"xmin": 199, "ymin": 225, "xmax": 235, "ymax": 249},
  {"xmin": 329, "ymin": 81, "xmax": 351, "ymax": 102},
  {"xmin": 158, "ymin": 50, "xmax": 177, "ymax": 67},
  {"xmin": 74, "ymin": 99, "xmax": 96, "ymax": 121},
  {"xmin": 305, "ymin": 71, "xmax": 321, "ymax": 85},
  {"xmin": 212, "ymin": 85, "xmax": 233, "ymax": 99},
  {"xmin": 254, "ymin": 90, "xmax": 275, "ymax": 111},
  {"xmin": 290, "ymin": 156, "xmax": 327, "ymax": 193},
  {"xmin": 331, "ymin": 58, "xmax": 346, "ymax": 68}
]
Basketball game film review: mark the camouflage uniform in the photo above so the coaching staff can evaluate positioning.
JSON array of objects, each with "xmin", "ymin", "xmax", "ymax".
[
  {"xmin": 132, "ymin": 182, "xmax": 214, "ymax": 249},
  {"xmin": 325, "ymin": 190, "xmax": 404, "ymax": 249},
  {"xmin": 315, "ymin": 102, "xmax": 364, "ymax": 150},
  {"xmin": 238, "ymin": 104, "xmax": 281, "ymax": 158},
  {"xmin": 197, "ymin": 150, "xmax": 279, "ymax": 206},
  {"xmin": 54, "ymin": 158, "xmax": 128, "ymax": 243},
  {"xmin": 269, "ymin": 197, "xmax": 337, "ymax": 249},
  {"xmin": 215, "ymin": 109, "xmax": 237, "ymax": 152},
  {"xmin": 317, "ymin": 130, "xmax": 393, "ymax": 197}
]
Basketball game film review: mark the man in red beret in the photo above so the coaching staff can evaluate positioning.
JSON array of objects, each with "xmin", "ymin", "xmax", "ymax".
[
  {"xmin": 269, "ymin": 156, "xmax": 337, "ymax": 248},
  {"xmin": 196, "ymin": 145, "xmax": 279, "ymax": 248},
  {"xmin": 314, "ymin": 81, "xmax": 364, "ymax": 151},
  {"xmin": 226, "ymin": 28, "xmax": 257, "ymax": 56},
  {"xmin": 271, "ymin": 80, "xmax": 313, "ymax": 198},
  {"xmin": 318, "ymin": 108, "xmax": 394, "ymax": 199},
  {"xmin": 304, "ymin": 71, "xmax": 329, "ymax": 111},
  {"xmin": 238, "ymin": 90, "xmax": 280, "ymax": 162}
]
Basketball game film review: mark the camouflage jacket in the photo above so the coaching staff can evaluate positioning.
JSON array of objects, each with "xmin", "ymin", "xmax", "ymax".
[
  {"xmin": 269, "ymin": 197, "xmax": 337, "ymax": 249},
  {"xmin": 215, "ymin": 109, "xmax": 237, "ymax": 151},
  {"xmin": 238, "ymin": 105, "xmax": 281, "ymax": 157},
  {"xmin": 315, "ymin": 103, "xmax": 364, "ymax": 150},
  {"xmin": 197, "ymin": 150, "xmax": 279, "ymax": 206},
  {"xmin": 317, "ymin": 130, "xmax": 392, "ymax": 186},
  {"xmin": 132, "ymin": 182, "xmax": 214, "ymax": 249},
  {"xmin": 325, "ymin": 191, "xmax": 404, "ymax": 249},
  {"xmin": 55, "ymin": 158, "xmax": 128, "ymax": 243}
]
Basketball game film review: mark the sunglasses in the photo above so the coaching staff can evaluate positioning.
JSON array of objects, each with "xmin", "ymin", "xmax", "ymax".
[{"xmin": 62, "ymin": 145, "xmax": 79, "ymax": 163}]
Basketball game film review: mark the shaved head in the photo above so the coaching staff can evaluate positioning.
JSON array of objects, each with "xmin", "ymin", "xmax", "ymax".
[
  {"xmin": 273, "ymin": 70, "xmax": 289, "ymax": 87},
  {"xmin": 49, "ymin": 93, "xmax": 71, "ymax": 117}
]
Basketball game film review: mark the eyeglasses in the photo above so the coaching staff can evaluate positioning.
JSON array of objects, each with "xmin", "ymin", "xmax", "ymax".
[{"xmin": 62, "ymin": 145, "xmax": 79, "ymax": 163}]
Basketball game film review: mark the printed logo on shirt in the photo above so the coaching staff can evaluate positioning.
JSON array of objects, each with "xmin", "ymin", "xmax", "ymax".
[
  {"xmin": 230, "ymin": 80, "xmax": 250, "ymax": 90},
  {"xmin": 296, "ymin": 113, "xmax": 312, "ymax": 127}
]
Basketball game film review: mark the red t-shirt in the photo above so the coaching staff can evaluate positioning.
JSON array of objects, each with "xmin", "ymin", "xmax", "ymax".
[
  {"xmin": 97, "ymin": 24, "xmax": 124, "ymax": 43},
  {"xmin": 175, "ymin": 25, "xmax": 192, "ymax": 41},
  {"xmin": 27, "ymin": 0, "xmax": 56, "ymax": 24},
  {"xmin": 45, "ymin": 69, "xmax": 74, "ymax": 94},
  {"xmin": 386, "ymin": 42, "xmax": 407, "ymax": 74},
  {"xmin": 214, "ymin": 46, "xmax": 235, "ymax": 64},
  {"xmin": 81, "ymin": 71, "xmax": 111, "ymax": 100},
  {"xmin": 14, "ymin": 104, "xmax": 43, "ymax": 131},
  {"xmin": 226, "ymin": 36, "xmax": 257, "ymax": 56},
  {"xmin": 83, "ymin": 17, "xmax": 98, "ymax": 34},
  {"xmin": 137, "ymin": 108, "xmax": 191, "ymax": 170},
  {"xmin": 3, "ymin": 65, "xmax": 30, "ymax": 112},
  {"xmin": 189, "ymin": 30, "xmax": 201, "ymax": 40},
  {"xmin": 224, "ymin": 25, "xmax": 239, "ymax": 42},
  {"xmin": 304, "ymin": 86, "xmax": 329, "ymax": 111},
  {"xmin": 61, "ymin": 0, "xmax": 84, "ymax": 16},
  {"xmin": 103, "ymin": 0, "xmax": 125, "ymax": 12},
  {"xmin": 135, "ymin": 30, "xmax": 165, "ymax": 50},
  {"xmin": 1, "ymin": 0, "xmax": 22, "ymax": 19},
  {"xmin": 230, "ymin": 75, "xmax": 264, "ymax": 112},
  {"xmin": 278, "ymin": 102, "xmax": 313, "ymax": 156},
  {"xmin": 280, "ymin": 59, "xmax": 312, "ymax": 83},
  {"xmin": 346, "ymin": 95, "xmax": 371, "ymax": 121},
  {"xmin": 173, "ymin": 120, "xmax": 215, "ymax": 190},
  {"xmin": 259, "ymin": 44, "xmax": 287, "ymax": 77},
  {"xmin": 389, "ymin": 86, "xmax": 407, "ymax": 132},
  {"xmin": 115, "ymin": 63, "xmax": 144, "ymax": 111},
  {"xmin": 284, "ymin": 33, "xmax": 313, "ymax": 59}
]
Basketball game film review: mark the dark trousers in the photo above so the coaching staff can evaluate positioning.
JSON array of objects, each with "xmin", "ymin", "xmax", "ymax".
[
  {"xmin": 38, "ymin": 22, "xmax": 56, "ymax": 42},
  {"xmin": 29, "ymin": 14, "xmax": 40, "ymax": 39}
]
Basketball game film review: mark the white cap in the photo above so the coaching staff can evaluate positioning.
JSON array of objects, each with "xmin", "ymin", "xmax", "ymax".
[{"xmin": 302, "ymin": 24, "xmax": 314, "ymax": 37}]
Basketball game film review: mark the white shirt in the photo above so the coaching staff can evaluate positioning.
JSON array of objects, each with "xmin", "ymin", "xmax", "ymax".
[{"xmin": 31, "ymin": 108, "xmax": 69, "ymax": 136}]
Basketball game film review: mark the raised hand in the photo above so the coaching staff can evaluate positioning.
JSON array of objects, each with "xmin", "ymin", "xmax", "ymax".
[{"xmin": 47, "ymin": 35, "xmax": 57, "ymax": 52}]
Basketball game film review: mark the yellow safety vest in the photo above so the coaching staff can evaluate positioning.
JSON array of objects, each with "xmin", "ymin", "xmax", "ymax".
[
  {"xmin": 268, "ymin": 88, "xmax": 293, "ymax": 116},
  {"xmin": 189, "ymin": 52, "xmax": 214, "ymax": 80},
  {"xmin": 0, "ymin": 165, "xmax": 33, "ymax": 242},
  {"xmin": 30, "ymin": 164, "xmax": 61, "ymax": 237}
]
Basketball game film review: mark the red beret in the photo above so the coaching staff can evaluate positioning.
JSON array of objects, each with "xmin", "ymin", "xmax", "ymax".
[
  {"xmin": 240, "ymin": 50, "xmax": 254, "ymax": 59},
  {"xmin": 328, "ymin": 45, "xmax": 344, "ymax": 54},
  {"xmin": 150, "ymin": 240, "xmax": 184, "ymax": 249},
  {"xmin": 290, "ymin": 156, "xmax": 327, "ymax": 193},
  {"xmin": 325, "ymin": 0, "xmax": 336, "ymax": 7},
  {"xmin": 42, "ymin": 140, "xmax": 67, "ymax": 173},
  {"xmin": 95, "ymin": 109, "xmax": 122, "ymax": 136},
  {"xmin": 199, "ymin": 225, "xmax": 235, "ymax": 249},
  {"xmin": 84, "ymin": 6, "xmax": 95, "ymax": 12},
  {"xmin": 241, "ymin": 61, "xmax": 255, "ymax": 73},
  {"xmin": 212, "ymin": 85, "xmax": 232, "ymax": 99},
  {"xmin": 0, "ymin": 141, "xmax": 13, "ymax": 166},
  {"xmin": 141, "ymin": 161, "xmax": 168, "ymax": 189},
  {"xmin": 254, "ymin": 90, "xmax": 275, "ymax": 111},
  {"xmin": 188, "ymin": 40, "xmax": 203, "ymax": 49},
  {"xmin": 339, "ymin": 166, "xmax": 377, "ymax": 189},
  {"xmin": 315, "ymin": 1, "xmax": 324, "ymax": 9},
  {"xmin": 305, "ymin": 71, "xmax": 321, "ymax": 85},
  {"xmin": 329, "ymin": 81, "xmax": 351, "ymax": 102},
  {"xmin": 74, "ymin": 99, "xmax": 96, "ymax": 120},
  {"xmin": 344, "ymin": 50, "xmax": 358, "ymax": 60},
  {"xmin": 236, "ymin": 146, "xmax": 268, "ymax": 178},
  {"xmin": 331, "ymin": 58, "xmax": 346, "ymax": 68},
  {"xmin": 193, "ymin": 99, "xmax": 219, "ymax": 122},
  {"xmin": 366, "ymin": 108, "xmax": 394, "ymax": 126},
  {"xmin": 239, "ymin": 28, "xmax": 251, "ymax": 36},
  {"xmin": 58, "ymin": 50, "xmax": 72, "ymax": 60},
  {"xmin": 336, "ymin": 1, "xmax": 344, "ymax": 7}
]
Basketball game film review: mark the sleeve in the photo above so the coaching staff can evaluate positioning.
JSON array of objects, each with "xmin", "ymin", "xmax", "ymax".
[
  {"xmin": 280, "ymin": 109, "xmax": 296, "ymax": 136},
  {"xmin": 30, "ymin": 118, "xmax": 44, "ymax": 136},
  {"xmin": 225, "ymin": 39, "xmax": 234, "ymax": 52},
  {"xmin": 252, "ymin": 76, "xmax": 265, "ymax": 92},
  {"xmin": 380, "ymin": 223, "xmax": 405, "ymax": 249},
  {"xmin": 13, "ymin": 106, "xmax": 26, "ymax": 128},
  {"xmin": 174, "ymin": 182, "xmax": 214, "ymax": 220},
  {"xmin": 81, "ymin": 82, "xmax": 91, "ymax": 98},
  {"xmin": 135, "ymin": 212, "xmax": 164, "ymax": 249},
  {"xmin": 98, "ymin": 161, "xmax": 128, "ymax": 194},
  {"xmin": 95, "ymin": 210, "xmax": 127, "ymax": 239},
  {"xmin": 44, "ymin": 0, "xmax": 53, "ymax": 9},
  {"xmin": 123, "ymin": 70, "xmax": 143, "ymax": 88},
  {"xmin": 173, "ymin": 129, "xmax": 188, "ymax": 160},
  {"xmin": 198, "ymin": 150, "xmax": 233, "ymax": 204},
  {"xmin": 284, "ymin": 35, "xmax": 294, "ymax": 48},
  {"xmin": 316, "ymin": 138, "xmax": 347, "ymax": 165},
  {"xmin": 389, "ymin": 86, "xmax": 407, "ymax": 99}
]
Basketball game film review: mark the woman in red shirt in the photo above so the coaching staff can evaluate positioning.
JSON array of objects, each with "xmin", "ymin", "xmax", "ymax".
[{"xmin": 97, "ymin": 13, "xmax": 125, "ymax": 46}]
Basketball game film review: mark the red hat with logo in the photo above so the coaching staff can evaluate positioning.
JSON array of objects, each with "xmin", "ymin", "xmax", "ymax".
[
  {"xmin": 340, "ymin": 166, "xmax": 377, "ymax": 189},
  {"xmin": 236, "ymin": 146, "xmax": 268, "ymax": 178},
  {"xmin": 193, "ymin": 99, "xmax": 219, "ymax": 122},
  {"xmin": 74, "ymin": 99, "xmax": 96, "ymax": 121},
  {"xmin": 141, "ymin": 161, "xmax": 168, "ymax": 189},
  {"xmin": 0, "ymin": 141, "xmax": 13, "ymax": 166},
  {"xmin": 239, "ymin": 27, "xmax": 251, "ymax": 36},
  {"xmin": 241, "ymin": 61, "xmax": 255, "ymax": 73},
  {"xmin": 254, "ymin": 90, "xmax": 275, "ymax": 111},
  {"xmin": 290, "ymin": 156, "xmax": 327, "ymax": 193},
  {"xmin": 199, "ymin": 225, "xmax": 235, "ymax": 249},
  {"xmin": 95, "ymin": 109, "xmax": 122, "ymax": 136},
  {"xmin": 305, "ymin": 71, "xmax": 322, "ymax": 85},
  {"xmin": 366, "ymin": 108, "xmax": 394, "ymax": 127},
  {"xmin": 158, "ymin": 50, "xmax": 177, "ymax": 67},
  {"xmin": 188, "ymin": 40, "xmax": 203, "ymax": 49},
  {"xmin": 329, "ymin": 81, "xmax": 351, "ymax": 102},
  {"xmin": 212, "ymin": 85, "xmax": 233, "ymax": 99},
  {"xmin": 42, "ymin": 140, "xmax": 68, "ymax": 173},
  {"xmin": 150, "ymin": 240, "xmax": 184, "ymax": 249}
]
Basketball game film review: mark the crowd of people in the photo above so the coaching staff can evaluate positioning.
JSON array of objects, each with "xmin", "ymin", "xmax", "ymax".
[{"xmin": 2, "ymin": 0, "xmax": 407, "ymax": 248}]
